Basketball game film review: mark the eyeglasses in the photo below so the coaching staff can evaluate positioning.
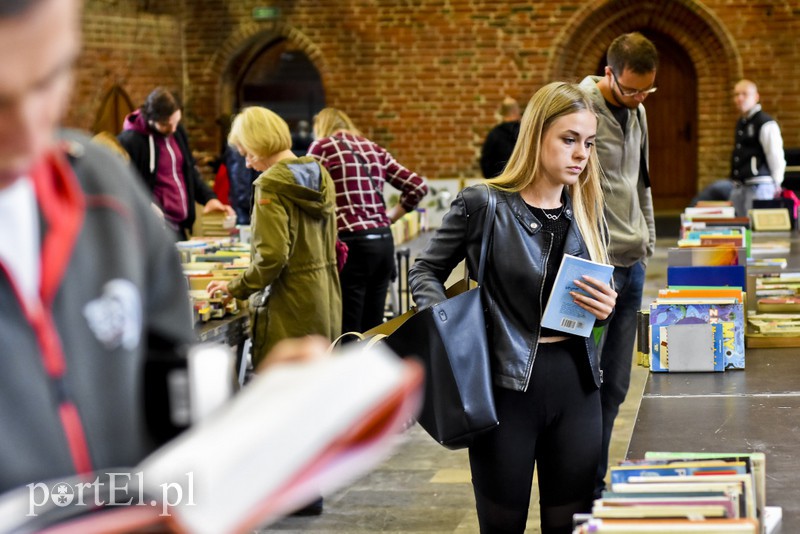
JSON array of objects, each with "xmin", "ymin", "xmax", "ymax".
[{"xmin": 610, "ymin": 69, "xmax": 657, "ymax": 97}]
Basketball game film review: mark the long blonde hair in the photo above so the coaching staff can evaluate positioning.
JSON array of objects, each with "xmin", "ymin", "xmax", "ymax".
[
  {"xmin": 313, "ymin": 107, "xmax": 362, "ymax": 138},
  {"xmin": 489, "ymin": 82, "xmax": 609, "ymax": 264}
]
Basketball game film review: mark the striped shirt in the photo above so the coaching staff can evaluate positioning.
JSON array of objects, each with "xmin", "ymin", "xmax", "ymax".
[{"xmin": 308, "ymin": 132, "xmax": 428, "ymax": 233}]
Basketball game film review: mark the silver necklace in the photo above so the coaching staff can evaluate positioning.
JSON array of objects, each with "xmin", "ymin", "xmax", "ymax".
[{"xmin": 540, "ymin": 204, "xmax": 565, "ymax": 221}]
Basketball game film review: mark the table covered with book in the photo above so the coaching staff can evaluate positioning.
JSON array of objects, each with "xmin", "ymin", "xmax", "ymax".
[
  {"xmin": 619, "ymin": 209, "xmax": 800, "ymax": 534},
  {"xmin": 627, "ymin": 344, "xmax": 799, "ymax": 532}
]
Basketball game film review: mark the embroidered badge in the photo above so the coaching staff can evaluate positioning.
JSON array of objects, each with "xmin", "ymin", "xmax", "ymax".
[
  {"xmin": 83, "ymin": 279, "xmax": 142, "ymax": 350},
  {"xmin": 258, "ymin": 198, "xmax": 271, "ymax": 205}
]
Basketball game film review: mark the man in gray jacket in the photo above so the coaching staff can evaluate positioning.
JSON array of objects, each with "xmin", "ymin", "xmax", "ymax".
[
  {"xmin": 0, "ymin": 0, "xmax": 195, "ymax": 493},
  {"xmin": 579, "ymin": 32, "xmax": 658, "ymax": 498}
]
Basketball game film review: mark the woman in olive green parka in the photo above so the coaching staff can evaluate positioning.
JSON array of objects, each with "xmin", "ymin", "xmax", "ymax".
[{"xmin": 207, "ymin": 107, "xmax": 341, "ymax": 366}]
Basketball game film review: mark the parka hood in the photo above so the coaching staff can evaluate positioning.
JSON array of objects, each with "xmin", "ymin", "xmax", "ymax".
[{"xmin": 258, "ymin": 156, "xmax": 335, "ymax": 219}]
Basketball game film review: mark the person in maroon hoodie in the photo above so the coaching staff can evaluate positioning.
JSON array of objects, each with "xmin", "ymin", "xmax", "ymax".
[{"xmin": 118, "ymin": 87, "xmax": 234, "ymax": 238}]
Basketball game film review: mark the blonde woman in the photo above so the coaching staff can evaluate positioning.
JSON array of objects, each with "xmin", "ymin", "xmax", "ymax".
[
  {"xmin": 207, "ymin": 107, "xmax": 341, "ymax": 368},
  {"xmin": 308, "ymin": 108, "xmax": 428, "ymax": 334},
  {"xmin": 409, "ymin": 82, "xmax": 617, "ymax": 534}
]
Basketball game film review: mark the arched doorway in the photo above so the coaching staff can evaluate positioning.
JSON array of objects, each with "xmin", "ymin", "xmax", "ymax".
[
  {"xmin": 591, "ymin": 31, "xmax": 698, "ymax": 210},
  {"xmin": 235, "ymin": 38, "xmax": 324, "ymax": 152},
  {"xmin": 642, "ymin": 31, "xmax": 698, "ymax": 210},
  {"xmin": 548, "ymin": 0, "xmax": 742, "ymax": 209}
]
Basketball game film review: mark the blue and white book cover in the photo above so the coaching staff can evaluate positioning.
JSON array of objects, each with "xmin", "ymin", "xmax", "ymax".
[{"xmin": 540, "ymin": 254, "xmax": 614, "ymax": 337}]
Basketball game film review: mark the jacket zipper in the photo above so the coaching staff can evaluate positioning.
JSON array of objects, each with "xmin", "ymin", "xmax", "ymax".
[
  {"xmin": 165, "ymin": 138, "xmax": 188, "ymax": 220},
  {"xmin": 30, "ymin": 151, "xmax": 94, "ymax": 475},
  {"xmin": 525, "ymin": 230, "xmax": 553, "ymax": 390}
]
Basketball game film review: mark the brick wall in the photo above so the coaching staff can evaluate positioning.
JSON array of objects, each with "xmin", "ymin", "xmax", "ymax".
[{"xmin": 72, "ymin": 0, "xmax": 800, "ymax": 192}]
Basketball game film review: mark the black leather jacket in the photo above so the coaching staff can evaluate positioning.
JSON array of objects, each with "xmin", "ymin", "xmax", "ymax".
[{"xmin": 409, "ymin": 184, "xmax": 608, "ymax": 392}]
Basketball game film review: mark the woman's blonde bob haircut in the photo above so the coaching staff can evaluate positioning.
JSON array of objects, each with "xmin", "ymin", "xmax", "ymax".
[
  {"xmin": 489, "ymin": 81, "xmax": 609, "ymax": 264},
  {"xmin": 227, "ymin": 106, "xmax": 292, "ymax": 160},
  {"xmin": 312, "ymin": 107, "xmax": 362, "ymax": 139}
]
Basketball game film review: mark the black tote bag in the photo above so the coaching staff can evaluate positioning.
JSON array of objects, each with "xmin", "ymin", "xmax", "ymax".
[{"xmin": 386, "ymin": 186, "xmax": 498, "ymax": 449}]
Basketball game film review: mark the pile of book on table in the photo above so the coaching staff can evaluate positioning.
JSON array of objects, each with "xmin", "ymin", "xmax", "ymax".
[
  {"xmin": 673, "ymin": 204, "xmax": 749, "ymax": 290},
  {"xmin": 573, "ymin": 452, "xmax": 781, "ymax": 533},
  {"xmin": 746, "ymin": 270, "xmax": 800, "ymax": 346},
  {"xmin": 177, "ymin": 238, "xmax": 251, "ymax": 322},
  {"xmin": 194, "ymin": 211, "xmax": 237, "ymax": 237},
  {"xmin": 636, "ymin": 202, "xmax": 750, "ymax": 372},
  {"xmin": 644, "ymin": 286, "xmax": 745, "ymax": 373}
]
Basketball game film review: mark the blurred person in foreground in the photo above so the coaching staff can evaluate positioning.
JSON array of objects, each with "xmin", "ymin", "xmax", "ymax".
[{"xmin": 0, "ymin": 0, "xmax": 196, "ymax": 493}]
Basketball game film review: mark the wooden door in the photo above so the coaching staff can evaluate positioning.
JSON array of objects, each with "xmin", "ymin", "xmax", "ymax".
[{"xmin": 642, "ymin": 32, "xmax": 698, "ymax": 210}]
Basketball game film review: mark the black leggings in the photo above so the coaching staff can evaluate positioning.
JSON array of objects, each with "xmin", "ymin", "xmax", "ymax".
[{"xmin": 469, "ymin": 338, "xmax": 601, "ymax": 534}]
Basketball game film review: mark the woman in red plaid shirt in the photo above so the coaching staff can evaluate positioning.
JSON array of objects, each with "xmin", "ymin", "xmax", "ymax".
[{"xmin": 309, "ymin": 108, "xmax": 428, "ymax": 334}]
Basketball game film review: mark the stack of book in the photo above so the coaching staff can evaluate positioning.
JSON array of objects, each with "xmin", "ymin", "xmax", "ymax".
[
  {"xmin": 680, "ymin": 204, "xmax": 750, "ymax": 229},
  {"xmin": 390, "ymin": 209, "xmax": 424, "ymax": 245},
  {"xmin": 573, "ymin": 452, "xmax": 781, "ymax": 534},
  {"xmin": 672, "ymin": 205, "xmax": 750, "ymax": 291},
  {"xmin": 648, "ymin": 287, "xmax": 745, "ymax": 372},
  {"xmin": 745, "ymin": 271, "xmax": 800, "ymax": 348},
  {"xmin": 194, "ymin": 211, "xmax": 237, "ymax": 237}
]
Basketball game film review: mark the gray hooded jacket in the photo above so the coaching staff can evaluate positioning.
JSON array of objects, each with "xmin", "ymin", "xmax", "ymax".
[{"xmin": 579, "ymin": 75, "xmax": 656, "ymax": 267}]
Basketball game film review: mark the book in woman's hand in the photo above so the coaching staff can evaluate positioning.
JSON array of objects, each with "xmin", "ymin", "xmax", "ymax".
[{"xmin": 540, "ymin": 254, "xmax": 614, "ymax": 337}]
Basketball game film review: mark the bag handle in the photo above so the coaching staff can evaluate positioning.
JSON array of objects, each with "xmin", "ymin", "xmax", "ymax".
[
  {"xmin": 327, "ymin": 331, "xmax": 388, "ymax": 355},
  {"xmin": 476, "ymin": 184, "xmax": 496, "ymax": 286}
]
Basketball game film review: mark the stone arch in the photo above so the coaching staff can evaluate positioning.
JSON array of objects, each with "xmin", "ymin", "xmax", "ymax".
[
  {"xmin": 547, "ymin": 0, "xmax": 743, "ymax": 190},
  {"xmin": 202, "ymin": 22, "xmax": 328, "ymax": 121}
]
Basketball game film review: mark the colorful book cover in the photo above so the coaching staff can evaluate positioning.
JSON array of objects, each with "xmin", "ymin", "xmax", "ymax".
[
  {"xmin": 756, "ymin": 297, "xmax": 800, "ymax": 313},
  {"xmin": 642, "ymin": 451, "xmax": 766, "ymax": 520},
  {"xmin": 540, "ymin": 254, "xmax": 614, "ymax": 337},
  {"xmin": 667, "ymin": 265, "xmax": 747, "ymax": 291},
  {"xmin": 684, "ymin": 206, "xmax": 736, "ymax": 217},
  {"xmin": 667, "ymin": 246, "xmax": 745, "ymax": 267},
  {"xmin": 650, "ymin": 302, "xmax": 745, "ymax": 369},
  {"xmin": 685, "ymin": 228, "xmax": 742, "ymax": 238},
  {"xmin": 679, "ymin": 226, "xmax": 751, "ymax": 256},
  {"xmin": 636, "ymin": 309, "xmax": 650, "ymax": 367},
  {"xmin": 650, "ymin": 321, "xmax": 726, "ymax": 372},
  {"xmin": 699, "ymin": 236, "xmax": 747, "ymax": 248},
  {"xmin": 609, "ymin": 461, "xmax": 747, "ymax": 485},
  {"xmin": 658, "ymin": 286, "xmax": 744, "ymax": 302}
]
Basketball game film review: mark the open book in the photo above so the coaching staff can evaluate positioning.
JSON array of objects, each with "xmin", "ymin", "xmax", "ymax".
[
  {"xmin": 0, "ymin": 344, "xmax": 423, "ymax": 534},
  {"xmin": 540, "ymin": 254, "xmax": 614, "ymax": 337}
]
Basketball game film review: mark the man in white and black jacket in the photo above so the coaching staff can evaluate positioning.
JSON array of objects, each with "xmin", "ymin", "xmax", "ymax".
[{"xmin": 728, "ymin": 78, "xmax": 786, "ymax": 217}]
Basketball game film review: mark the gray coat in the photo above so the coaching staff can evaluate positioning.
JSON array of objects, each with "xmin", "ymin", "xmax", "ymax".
[
  {"xmin": 0, "ymin": 132, "xmax": 195, "ymax": 492},
  {"xmin": 579, "ymin": 75, "xmax": 656, "ymax": 268}
]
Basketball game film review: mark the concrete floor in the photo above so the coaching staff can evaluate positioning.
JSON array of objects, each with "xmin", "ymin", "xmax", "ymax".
[{"xmin": 260, "ymin": 231, "xmax": 672, "ymax": 533}]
